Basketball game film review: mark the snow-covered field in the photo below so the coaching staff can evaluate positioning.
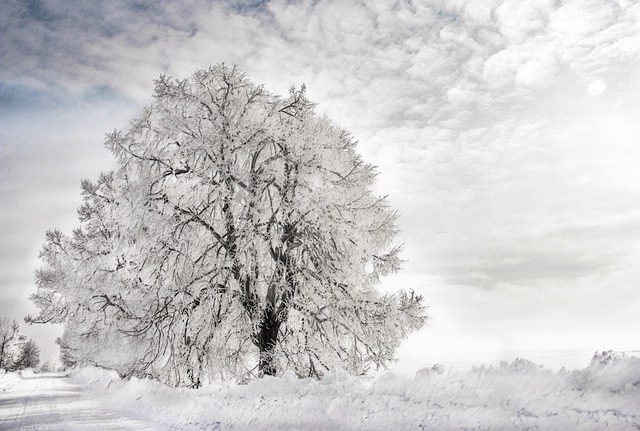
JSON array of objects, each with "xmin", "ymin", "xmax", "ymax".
[{"xmin": 1, "ymin": 351, "xmax": 639, "ymax": 430}]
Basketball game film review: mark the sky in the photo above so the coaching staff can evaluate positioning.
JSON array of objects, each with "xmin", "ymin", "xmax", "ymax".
[{"xmin": 1, "ymin": 0, "xmax": 639, "ymax": 372}]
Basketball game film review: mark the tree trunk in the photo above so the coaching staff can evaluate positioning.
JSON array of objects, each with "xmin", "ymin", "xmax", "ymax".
[
  {"xmin": 257, "ymin": 307, "xmax": 280, "ymax": 376},
  {"xmin": 0, "ymin": 341, "xmax": 5, "ymax": 369}
]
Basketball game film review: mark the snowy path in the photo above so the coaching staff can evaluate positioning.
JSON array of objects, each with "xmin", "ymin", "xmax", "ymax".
[{"xmin": 0, "ymin": 372, "xmax": 170, "ymax": 431}]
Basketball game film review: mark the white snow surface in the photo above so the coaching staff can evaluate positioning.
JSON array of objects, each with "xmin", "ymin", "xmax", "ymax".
[
  {"xmin": 1, "ymin": 351, "xmax": 639, "ymax": 430},
  {"xmin": 0, "ymin": 369, "xmax": 170, "ymax": 430}
]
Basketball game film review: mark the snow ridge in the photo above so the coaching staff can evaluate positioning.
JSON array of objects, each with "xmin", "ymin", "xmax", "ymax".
[{"xmin": 61, "ymin": 351, "xmax": 640, "ymax": 430}]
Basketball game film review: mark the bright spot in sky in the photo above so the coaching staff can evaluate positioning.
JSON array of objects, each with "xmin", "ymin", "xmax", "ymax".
[{"xmin": 587, "ymin": 79, "xmax": 607, "ymax": 96}]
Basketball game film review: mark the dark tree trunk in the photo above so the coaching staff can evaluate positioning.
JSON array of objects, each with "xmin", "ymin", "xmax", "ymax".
[
  {"xmin": 0, "ymin": 341, "xmax": 6, "ymax": 369},
  {"xmin": 256, "ymin": 243, "xmax": 296, "ymax": 377},
  {"xmin": 257, "ymin": 306, "xmax": 280, "ymax": 376}
]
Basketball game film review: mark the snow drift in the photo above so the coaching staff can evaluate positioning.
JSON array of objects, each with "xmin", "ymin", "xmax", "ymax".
[{"xmin": 60, "ymin": 350, "xmax": 640, "ymax": 430}]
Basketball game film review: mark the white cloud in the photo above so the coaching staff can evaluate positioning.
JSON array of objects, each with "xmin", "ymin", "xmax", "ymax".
[{"xmin": 549, "ymin": 0, "xmax": 617, "ymax": 38}]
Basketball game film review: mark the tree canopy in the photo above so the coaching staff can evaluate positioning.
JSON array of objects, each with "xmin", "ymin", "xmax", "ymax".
[{"xmin": 30, "ymin": 65, "xmax": 426, "ymax": 386}]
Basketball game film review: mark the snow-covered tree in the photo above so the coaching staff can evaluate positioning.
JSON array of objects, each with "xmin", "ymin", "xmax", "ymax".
[
  {"xmin": 0, "ymin": 317, "xmax": 22, "ymax": 371},
  {"xmin": 39, "ymin": 359, "xmax": 53, "ymax": 373},
  {"xmin": 29, "ymin": 65, "xmax": 426, "ymax": 386},
  {"xmin": 15, "ymin": 339, "xmax": 40, "ymax": 370},
  {"xmin": 0, "ymin": 317, "xmax": 29, "ymax": 371}
]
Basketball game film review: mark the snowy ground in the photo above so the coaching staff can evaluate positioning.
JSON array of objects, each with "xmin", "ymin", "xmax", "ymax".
[
  {"xmin": 0, "ymin": 370, "xmax": 171, "ymax": 430},
  {"xmin": 1, "ymin": 351, "xmax": 639, "ymax": 430}
]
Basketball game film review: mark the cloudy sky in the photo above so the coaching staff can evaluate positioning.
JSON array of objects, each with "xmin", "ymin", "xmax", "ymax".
[{"xmin": 1, "ymin": 0, "xmax": 639, "ymax": 371}]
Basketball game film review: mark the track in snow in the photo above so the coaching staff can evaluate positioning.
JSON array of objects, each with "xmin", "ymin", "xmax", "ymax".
[{"xmin": 0, "ymin": 372, "xmax": 170, "ymax": 431}]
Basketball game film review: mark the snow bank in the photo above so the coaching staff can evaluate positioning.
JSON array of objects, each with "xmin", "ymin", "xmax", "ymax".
[
  {"xmin": 0, "ymin": 368, "xmax": 43, "ymax": 392},
  {"xmin": 0, "ymin": 370, "xmax": 21, "ymax": 392},
  {"xmin": 70, "ymin": 351, "xmax": 640, "ymax": 430},
  {"xmin": 69, "ymin": 366, "xmax": 121, "ymax": 390}
]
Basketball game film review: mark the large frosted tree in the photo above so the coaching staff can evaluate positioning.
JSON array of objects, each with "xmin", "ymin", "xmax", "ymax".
[{"xmin": 30, "ymin": 65, "xmax": 426, "ymax": 386}]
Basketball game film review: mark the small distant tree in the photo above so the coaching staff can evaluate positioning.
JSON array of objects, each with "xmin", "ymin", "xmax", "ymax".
[
  {"xmin": 39, "ymin": 359, "xmax": 52, "ymax": 373},
  {"xmin": 29, "ymin": 65, "xmax": 427, "ymax": 386},
  {"xmin": 15, "ymin": 339, "xmax": 40, "ymax": 370},
  {"xmin": 0, "ymin": 317, "xmax": 21, "ymax": 370}
]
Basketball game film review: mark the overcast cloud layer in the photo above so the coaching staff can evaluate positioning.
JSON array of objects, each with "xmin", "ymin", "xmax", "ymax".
[{"xmin": 1, "ymin": 0, "xmax": 639, "ymax": 370}]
